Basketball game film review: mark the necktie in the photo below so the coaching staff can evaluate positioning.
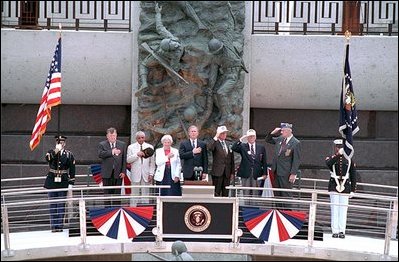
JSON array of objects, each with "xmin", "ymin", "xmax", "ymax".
[
  {"xmin": 192, "ymin": 140, "xmax": 196, "ymax": 148},
  {"xmin": 279, "ymin": 138, "xmax": 287, "ymax": 155},
  {"xmin": 140, "ymin": 144, "xmax": 143, "ymax": 163},
  {"xmin": 221, "ymin": 140, "xmax": 228, "ymax": 155},
  {"xmin": 250, "ymin": 144, "xmax": 255, "ymax": 159},
  {"xmin": 111, "ymin": 143, "xmax": 115, "ymax": 171}
]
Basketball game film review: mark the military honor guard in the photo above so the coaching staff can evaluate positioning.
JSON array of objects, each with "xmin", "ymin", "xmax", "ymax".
[
  {"xmin": 44, "ymin": 135, "xmax": 75, "ymax": 232},
  {"xmin": 325, "ymin": 139, "xmax": 357, "ymax": 238}
]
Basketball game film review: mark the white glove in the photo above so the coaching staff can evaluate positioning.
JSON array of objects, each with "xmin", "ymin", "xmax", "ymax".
[
  {"xmin": 239, "ymin": 135, "xmax": 247, "ymax": 143},
  {"xmin": 349, "ymin": 192, "xmax": 355, "ymax": 198},
  {"xmin": 68, "ymin": 184, "xmax": 73, "ymax": 190},
  {"xmin": 338, "ymin": 148, "xmax": 345, "ymax": 155},
  {"xmin": 55, "ymin": 143, "xmax": 62, "ymax": 152}
]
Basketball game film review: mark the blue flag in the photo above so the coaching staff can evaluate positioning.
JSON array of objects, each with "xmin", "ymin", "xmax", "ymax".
[{"xmin": 339, "ymin": 44, "xmax": 359, "ymax": 160}]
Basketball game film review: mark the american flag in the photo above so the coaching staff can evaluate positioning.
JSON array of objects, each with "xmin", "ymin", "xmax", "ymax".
[
  {"xmin": 339, "ymin": 43, "xmax": 359, "ymax": 160},
  {"xmin": 121, "ymin": 163, "xmax": 132, "ymax": 195},
  {"xmin": 29, "ymin": 37, "xmax": 62, "ymax": 151}
]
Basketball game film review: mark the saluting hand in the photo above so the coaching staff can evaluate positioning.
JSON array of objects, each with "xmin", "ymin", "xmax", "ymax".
[
  {"xmin": 271, "ymin": 127, "xmax": 281, "ymax": 135},
  {"xmin": 55, "ymin": 143, "xmax": 62, "ymax": 153}
]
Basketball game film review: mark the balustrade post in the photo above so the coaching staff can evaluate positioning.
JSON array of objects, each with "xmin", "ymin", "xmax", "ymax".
[
  {"xmin": 384, "ymin": 199, "xmax": 398, "ymax": 256},
  {"xmin": 232, "ymin": 197, "xmax": 242, "ymax": 246},
  {"xmin": 79, "ymin": 198, "xmax": 88, "ymax": 249},
  {"xmin": 306, "ymin": 192, "xmax": 317, "ymax": 253},
  {"xmin": 1, "ymin": 205, "xmax": 15, "ymax": 257}
]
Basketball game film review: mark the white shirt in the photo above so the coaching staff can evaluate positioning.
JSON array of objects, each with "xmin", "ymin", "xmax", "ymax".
[
  {"xmin": 285, "ymin": 134, "xmax": 294, "ymax": 144},
  {"xmin": 191, "ymin": 139, "xmax": 197, "ymax": 148}
]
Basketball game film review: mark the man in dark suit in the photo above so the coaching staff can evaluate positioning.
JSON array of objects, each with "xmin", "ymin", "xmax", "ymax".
[
  {"xmin": 179, "ymin": 125, "xmax": 208, "ymax": 181},
  {"xmin": 232, "ymin": 129, "xmax": 268, "ymax": 197},
  {"xmin": 98, "ymin": 127, "xmax": 127, "ymax": 207},
  {"xmin": 208, "ymin": 125, "xmax": 235, "ymax": 197},
  {"xmin": 265, "ymin": 123, "xmax": 301, "ymax": 209}
]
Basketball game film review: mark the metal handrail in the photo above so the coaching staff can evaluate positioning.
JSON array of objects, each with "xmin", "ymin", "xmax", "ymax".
[
  {"xmin": 2, "ymin": 175, "xmax": 397, "ymax": 193},
  {"xmin": 1, "ymin": 185, "xmax": 398, "ymax": 260}
]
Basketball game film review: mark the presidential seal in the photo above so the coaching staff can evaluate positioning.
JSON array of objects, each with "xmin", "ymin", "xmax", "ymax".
[{"xmin": 184, "ymin": 205, "xmax": 211, "ymax": 232}]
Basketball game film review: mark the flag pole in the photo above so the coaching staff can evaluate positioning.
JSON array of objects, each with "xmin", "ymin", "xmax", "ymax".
[{"xmin": 57, "ymin": 23, "xmax": 62, "ymax": 136}]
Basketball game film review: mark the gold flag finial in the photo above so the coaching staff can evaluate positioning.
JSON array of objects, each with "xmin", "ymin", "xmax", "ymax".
[
  {"xmin": 345, "ymin": 30, "xmax": 351, "ymax": 43},
  {"xmin": 58, "ymin": 23, "xmax": 62, "ymax": 39}
]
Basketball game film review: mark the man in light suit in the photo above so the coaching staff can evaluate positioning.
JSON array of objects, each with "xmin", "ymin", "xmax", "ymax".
[
  {"xmin": 208, "ymin": 125, "xmax": 235, "ymax": 197},
  {"xmin": 265, "ymin": 123, "xmax": 301, "ymax": 210},
  {"xmin": 127, "ymin": 131, "xmax": 155, "ymax": 205},
  {"xmin": 179, "ymin": 125, "xmax": 208, "ymax": 181},
  {"xmin": 232, "ymin": 129, "xmax": 268, "ymax": 197},
  {"xmin": 98, "ymin": 127, "xmax": 127, "ymax": 207}
]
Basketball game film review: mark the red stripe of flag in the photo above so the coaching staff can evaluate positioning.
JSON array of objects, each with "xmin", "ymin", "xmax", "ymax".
[{"xmin": 30, "ymin": 38, "xmax": 62, "ymax": 151}]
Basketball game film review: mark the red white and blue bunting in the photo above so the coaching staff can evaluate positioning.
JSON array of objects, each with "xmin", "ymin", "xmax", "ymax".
[
  {"xmin": 89, "ymin": 206, "xmax": 154, "ymax": 240},
  {"xmin": 243, "ymin": 208, "xmax": 307, "ymax": 242}
]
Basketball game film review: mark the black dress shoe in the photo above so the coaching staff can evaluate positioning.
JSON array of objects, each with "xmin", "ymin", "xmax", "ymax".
[
  {"xmin": 51, "ymin": 229, "xmax": 58, "ymax": 233},
  {"xmin": 332, "ymin": 233, "xmax": 339, "ymax": 238},
  {"xmin": 339, "ymin": 232, "xmax": 345, "ymax": 238}
]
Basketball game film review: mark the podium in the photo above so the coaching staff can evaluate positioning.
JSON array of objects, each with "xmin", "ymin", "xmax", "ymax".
[
  {"xmin": 158, "ymin": 180, "xmax": 235, "ymax": 241},
  {"xmin": 182, "ymin": 180, "xmax": 214, "ymax": 198}
]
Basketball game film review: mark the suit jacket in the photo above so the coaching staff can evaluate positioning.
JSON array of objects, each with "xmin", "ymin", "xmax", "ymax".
[
  {"xmin": 154, "ymin": 147, "xmax": 182, "ymax": 182},
  {"xmin": 126, "ymin": 142, "xmax": 155, "ymax": 183},
  {"xmin": 231, "ymin": 141, "xmax": 267, "ymax": 179},
  {"xmin": 265, "ymin": 133, "xmax": 301, "ymax": 177},
  {"xmin": 98, "ymin": 140, "xmax": 127, "ymax": 179},
  {"xmin": 179, "ymin": 139, "xmax": 208, "ymax": 179},
  {"xmin": 207, "ymin": 139, "xmax": 235, "ymax": 178}
]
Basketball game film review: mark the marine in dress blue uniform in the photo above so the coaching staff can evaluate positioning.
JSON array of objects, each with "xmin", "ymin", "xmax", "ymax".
[
  {"xmin": 325, "ymin": 139, "xmax": 357, "ymax": 238},
  {"xmin": 44, "ymin": 135, "xmax": 75, "ymax": 232}
]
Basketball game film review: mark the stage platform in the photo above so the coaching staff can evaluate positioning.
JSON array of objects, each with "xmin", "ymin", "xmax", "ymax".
[{"xmin": 2, "ymin": 229, "xmax": 397, "ymax": 261}]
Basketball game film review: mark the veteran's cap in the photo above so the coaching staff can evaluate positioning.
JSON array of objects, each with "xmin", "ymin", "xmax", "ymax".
[
  {"xmin": 280, "ymin": 122, "xmax": 293, "ymax": 129},
  {"xmin": 142, "ymin": 147, "xmax": 155, "ymax": 158},
  {"xmin": 217, "ymin": 125, "xmax": 229, "ymax": 133},
  {"xmin": 246, "ymin": 129, "xmax": 257, "ymax": 136}
]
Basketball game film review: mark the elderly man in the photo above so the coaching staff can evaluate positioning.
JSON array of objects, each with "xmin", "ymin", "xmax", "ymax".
[
  {"xmin": 127, "ymin": 131, "xmax": 155, "ymax": 206},
  {"xmin": 207, "ymin": 125, "xmax": 235, "ymax": 197},
  {"xmin": 265, "ymin": 123, "xmax": 301, "ymax": 210},
  {"xmin": 98, "ymin": 127, "xmax": 127, "ymax": 207},
  {"xmin": 232, "ymin": 129, "xmax": 268, "ymax": 197}
]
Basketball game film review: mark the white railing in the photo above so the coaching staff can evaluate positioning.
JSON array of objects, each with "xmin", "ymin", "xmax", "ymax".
[{"xmin": 1, "ymin": 183, "xmax": 398, "ymax": 261}]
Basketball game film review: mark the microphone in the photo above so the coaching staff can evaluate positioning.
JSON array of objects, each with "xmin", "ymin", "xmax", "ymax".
[
  {"xmin": 198, "ymin": 167, "xmax": 203, "ymax": 181},
  {"xmin": 194, "ymin": 166, "xmax": 200, "ymax": 180}
]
